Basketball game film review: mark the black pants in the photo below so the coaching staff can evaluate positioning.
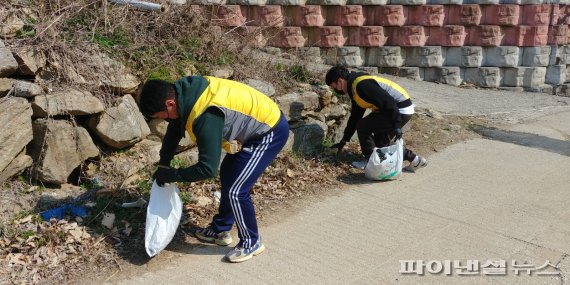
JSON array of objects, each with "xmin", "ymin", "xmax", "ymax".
[{"xmin": 356, "ymin": 112, "xmax": 416, "ymax": 162}]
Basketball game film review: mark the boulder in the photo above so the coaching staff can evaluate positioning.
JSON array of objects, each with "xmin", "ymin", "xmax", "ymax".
[
  {"xmin": 13, "ymin": 80, "xmax": 44, "ymax": 98},
  {"xmin": 321, "ymin": 103, "xmax": 348, "ymax": 120},
  {"xmin": 89, "ymin": 95, "xmax": 150, "ymax": 149},
  {"xmin": 30, "ymin": 119, "xmax": 99, "ymax": 184},
  {"xmin": 0, "ymin": 97, "xmax": 33, "ymax": 177},
  {"xmin": 291, "ymin": 122, "xmax": 325, "ymax": 155},
  {"xmin": 243, "ymin": 79, "xmax": 276, "ymax": 97},
  {"xmin": 0, "ymin": 151, "xmax": 32, "ymax": 183},
  {"xmin": 95, "ymin": 53, "xmax": 140, "ymax": 94},
  {"xmin": 12, "ymin": 46, "xmax": 46, "ymax": 76},
  {"xmin": 147, "ymin": 119, "xmax": 195, "ymax": 151},
  {"xmin": 211, "ymin": 68, "xmax": 234, "ymax": 79},
  {"xmin": 32, "ymin": 88, "xmax": 105, "ymax": 117},
  {"xmin": 0, "ymin": 40, "xmax": 18, "ymax": 77},
  {"xmin": 276, "ymin": 92, "xmax": 320, "ymax": 121},
  {"xmin": 0, "ymin": 78, "xmax": 13, "ymax": 97}
]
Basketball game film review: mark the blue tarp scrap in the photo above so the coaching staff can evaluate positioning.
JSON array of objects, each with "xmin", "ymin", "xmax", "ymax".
[{"xmin": 40, "ymin": 205, "xmax": 88, "ymax": 221}]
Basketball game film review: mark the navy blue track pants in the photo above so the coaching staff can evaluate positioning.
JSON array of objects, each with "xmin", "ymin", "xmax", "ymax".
[{"xmin": 211, "ymin": 115, "xmax": 289, "ymax": 249}]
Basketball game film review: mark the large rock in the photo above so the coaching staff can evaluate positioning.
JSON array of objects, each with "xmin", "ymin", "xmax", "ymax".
[
  {"xmin": 13, "ymin": 80, "xmax": 44, "ymax": 98},
  {"xmin": 30, "ymin": 119, "xmax": 99, "ymax": 184},
  {"xmin": 0, "ymin": 78, "xmax": 13, "ymax": 97},
  {"xmin": 291, "ymin": 122, "xmax": 325, "ymax": 155},
  {"xmin": 243, "ymin": 79, "xmax": 276, "ymax": 97},
  {"xmin": 0, "ymin": 40, "xmax": 18, "ymax": 77},
  {"xmin": 276, "ymin": 92, "xmax": 320, "ymax": 121},
  {"xmin": 95, "ymin": 53, "xmax": 140, "ymax": 94},
  {"xmin": 32, "ymin": 88, "xmax": 105, "ymax": 117},
  {"xmin": 0, "ymin": 97, "xmax": 33, "ymax": 176},
  {"xmin": 0, "ymin": 12, "xmax": 24, "ymax": 38},
  {"xmin": 211, "ymin": 68, "xmax": 234, "ymax": 79},
  {"xmin": 147, "ymin": 119, "xmax": 195, "ymax": 151},
  {"xmin": 12, "ymin": 46, "xmax": 46, "ymax": 76},
  {"xmin": 320, "ymin": 103, "xmax": 348, "ymax": 120},
  {"xmin": 89, "ymin": 95, "xmax": 150, "ymax": 149},
  {"xmin": 0, "ymin": 151, "xmax": 32, "ymax": 183}
]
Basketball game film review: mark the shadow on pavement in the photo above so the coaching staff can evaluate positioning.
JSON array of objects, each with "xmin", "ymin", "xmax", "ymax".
[
  {"xmin": 166, "ymin": 240, "xmax": 228, "ymax": 257},
  {"xmin": 474, "ymin": 127, "xmax": 570, "ymax": 156},
  {"xmin": 336, "ymin": 172, "xmax": 393, "ymax": 185}
]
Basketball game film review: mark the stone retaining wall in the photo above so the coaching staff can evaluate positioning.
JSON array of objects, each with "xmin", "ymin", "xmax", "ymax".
[{"xmin": 190, "ymin": 2, "xmax": 570, "ymax": 94}]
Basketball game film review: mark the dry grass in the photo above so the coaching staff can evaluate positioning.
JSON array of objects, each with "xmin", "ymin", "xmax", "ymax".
[{"xmin": 3, "ymin": 0, "xmax": 317, "ymax": 97}]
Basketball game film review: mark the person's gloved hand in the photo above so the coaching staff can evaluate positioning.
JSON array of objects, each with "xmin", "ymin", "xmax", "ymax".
[
  {"xmin": 152, "ymin": 165, "xmax": 169, "ymax": 180},
  {"xmin": 153, "ymin": 167, "xmax": 177, "ymax": 186},
  {"xmin": 330, "ymin": 140, "xmax": 347, "ymax": 154},
  {"xmin": 392, "ymin": 128, "xmax": 403, "ymax": 140}
]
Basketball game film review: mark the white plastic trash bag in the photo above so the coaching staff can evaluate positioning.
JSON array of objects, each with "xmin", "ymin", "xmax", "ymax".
[
  {"xmin": 364, "ymin": 138, "xmax": 404, "ymax": 181},
  {"xmin": 145, "ymin": 181, "xmax": 182, "ymax": 257}
]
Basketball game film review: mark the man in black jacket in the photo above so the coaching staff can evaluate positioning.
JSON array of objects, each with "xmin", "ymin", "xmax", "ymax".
[{"xmin": 325, "ymin": 65, "xmax": 427, "ymax": 171}]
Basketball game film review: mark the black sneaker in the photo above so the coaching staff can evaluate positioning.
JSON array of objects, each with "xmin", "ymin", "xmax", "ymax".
[{"xmin": 195, "ymin": 226, "xmax": 233, "ymax": 246}]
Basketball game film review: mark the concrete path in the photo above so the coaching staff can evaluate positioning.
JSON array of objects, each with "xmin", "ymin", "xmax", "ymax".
[
  {"xmin": 105, "ymin": 106, "xmax": 570, "ymax": 284},
  {"xmin": 396, "ymin": 75, "xmax": 570, "ymax": 124}
]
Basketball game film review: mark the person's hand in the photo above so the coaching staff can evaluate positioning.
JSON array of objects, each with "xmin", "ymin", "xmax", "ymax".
[
  {"xmin": 153, "ymin": 167, "xmax": 177, "ymax": 186},
  {"xmin": 392, "ymin": 128, "xmax": 402, "ymax": 140},
  {"xmin": 330, "ymin": 141, "xmax": 346, "ymax": 154},
  {"xmin": 152, "ymin": 164, "xmax": 169, "ymax": 180}
]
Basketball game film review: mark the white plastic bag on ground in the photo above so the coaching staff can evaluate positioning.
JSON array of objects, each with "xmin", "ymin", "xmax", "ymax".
[
  {"xmin": 145, "ymin": 181, "xmax": 182, "ymax": 257},
  {"xmin": 364, "ymin": 138, "xmax": 404, "ymax": 181}
]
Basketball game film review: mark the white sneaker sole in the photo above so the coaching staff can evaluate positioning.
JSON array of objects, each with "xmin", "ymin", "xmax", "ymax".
[
  {"xmin": 227, "ymin": 244, "xmax": 266, "ymax": 263},
  {"xmin": 404, "ymin": 160, "xmax": 428, "ymax": 173}
]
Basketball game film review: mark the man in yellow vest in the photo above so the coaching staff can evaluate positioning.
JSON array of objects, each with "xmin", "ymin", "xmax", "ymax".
[
  {"xmin": 325, "ymin": 65, "xmax": 427, "ymax": 171},
  {"xmin": 138, "ymin": 76, "xmax": 289, "ymax": 263}
]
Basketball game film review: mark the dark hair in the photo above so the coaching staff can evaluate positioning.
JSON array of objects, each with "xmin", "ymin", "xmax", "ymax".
[
  {"xmin": 325, "ymin": 64, "xmax": 350, "ymax": 86},
  {"xmin": 138, "ymin": 79, "xmax": 176, "ymax": 117}
]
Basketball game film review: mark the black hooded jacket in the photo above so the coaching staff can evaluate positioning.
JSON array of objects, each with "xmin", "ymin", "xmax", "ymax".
[{"xmin": 341, "ymin": 72, "xmax": 406, "ymax": 143}]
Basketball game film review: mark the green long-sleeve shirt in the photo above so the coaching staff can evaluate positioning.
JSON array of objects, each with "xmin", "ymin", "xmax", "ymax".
[{"xmin": 158, "ymin": 76, "xmax": 223, "ymax": 182}]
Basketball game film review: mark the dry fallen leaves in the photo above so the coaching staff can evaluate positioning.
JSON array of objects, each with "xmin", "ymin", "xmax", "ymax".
[{"xmin": 1, "ymin": 217, "xmax": 107, "ymax": 284}]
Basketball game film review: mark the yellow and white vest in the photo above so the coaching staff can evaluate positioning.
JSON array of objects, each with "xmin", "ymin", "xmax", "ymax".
[
  {"xmin": 185, "ymin": 76, "xmax": 281, "ymax": 153},
  {"xmin": 351, "ymin": 75, "xmax": 414, "ymax": 114}
]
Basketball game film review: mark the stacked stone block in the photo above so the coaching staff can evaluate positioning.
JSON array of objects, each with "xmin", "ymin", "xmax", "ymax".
[{"xmin": 203, "ymin": 2, "xmax": 570, "ymax": 94}]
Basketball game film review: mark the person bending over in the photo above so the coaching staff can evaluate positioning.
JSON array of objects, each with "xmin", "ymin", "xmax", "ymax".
[{"xmin": 138, "ymin": 75, "xmax": 289, "ymax": 262}]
